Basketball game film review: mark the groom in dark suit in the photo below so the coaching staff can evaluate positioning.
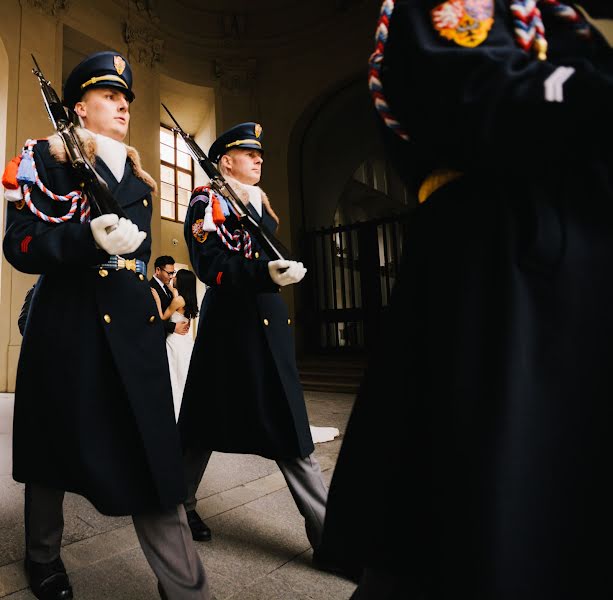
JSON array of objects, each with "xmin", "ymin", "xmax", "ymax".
[{"xmin": 150, "ymin": 255, "xmax": 190, "ymax": 336}]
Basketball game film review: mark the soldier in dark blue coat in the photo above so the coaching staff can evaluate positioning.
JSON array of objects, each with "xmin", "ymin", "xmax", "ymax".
[
  {"xmin": 3, "ymin": 51, "xmax": 211, "ymax": 600},
  {"xmin": 179, "ymin": 123, "xmax": 332, "ymax": 564},
  {"xmin": 320, "ymin": 1, "xmax": 613, "ymax": 599}
]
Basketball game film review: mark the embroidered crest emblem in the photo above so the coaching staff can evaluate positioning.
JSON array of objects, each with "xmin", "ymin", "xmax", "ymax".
[
  {"xmin": 431, "ymin": 0, "xmax": 494, "ymax": 48},
  {"xmin": 254, "ymin": 123, "xmax": 262, "ymax": 138},
  {"xmin": 113, "ymin": 55, "xmax": 126, "ymax": 75},
  {"xmin": 192, "ymin": 219, "xmax": 208, "ymax": 243}
]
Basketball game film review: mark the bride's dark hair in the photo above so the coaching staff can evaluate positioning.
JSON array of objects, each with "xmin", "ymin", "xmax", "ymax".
[{"xmin": 175, "ymin": 269, "xmax": 199, "ymax": 319}]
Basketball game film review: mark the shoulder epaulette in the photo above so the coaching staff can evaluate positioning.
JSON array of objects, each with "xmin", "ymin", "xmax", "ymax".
[
  {"xmin": 192, "ymin": 185, "xmax": 211, "ymax": 195},
  {"xmin": 189, "ymin": 185, "xmax": 211, "ymax": 206},
  {"xmin": 190, "ymin": 186, "xmax": 212, "ymax": 207}
]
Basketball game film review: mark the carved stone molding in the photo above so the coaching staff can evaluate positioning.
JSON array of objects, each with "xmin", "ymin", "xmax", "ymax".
[
  {"xmin": 221, "ymin": 13, "xmax": 247, "ymax": 40},
  {"xmin": 20, "ymin": 0, "xmax": 69, "ymax": 17},
  {"xmin": 130, "ymin": 0, "xmax": 160, "ymax": 25},
  {"xmin": 123, "ymin": 23, "xmax": 164, "ymax": 68},
  {"xmin": 214, "ymin": 58, "xmax": 257, "ymax": 96}
]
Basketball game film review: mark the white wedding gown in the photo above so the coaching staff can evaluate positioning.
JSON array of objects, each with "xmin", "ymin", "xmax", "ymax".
[{"xmin": 166, "ymin": 312, "xmax": 194, "ymax": 421}]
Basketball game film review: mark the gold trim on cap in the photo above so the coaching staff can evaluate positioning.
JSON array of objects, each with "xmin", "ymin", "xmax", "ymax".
[
  {"xmin": 225, "ymin": 139, "xmax": 262, "ymax": 149},
  {"xmin": 81, "ymin": 75, "xmax": 128, "ymax": 90}
]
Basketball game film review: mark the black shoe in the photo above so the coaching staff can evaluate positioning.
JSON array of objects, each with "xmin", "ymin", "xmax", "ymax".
[
  {"xmin": 24, "ymin": 556, "xmax": 73, "ymax": 600},
  {"xmin": 312, "ymin": 549, "xmax": 362, "ymax": 584},
  {"xmin": 186, "ymin": 509, "xmax": 212, "ymax": 542}
]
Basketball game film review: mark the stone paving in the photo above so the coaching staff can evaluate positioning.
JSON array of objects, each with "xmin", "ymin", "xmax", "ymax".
[{"xmin": 0, "ymin": 392, "xmax": 358, "ymax": 599}]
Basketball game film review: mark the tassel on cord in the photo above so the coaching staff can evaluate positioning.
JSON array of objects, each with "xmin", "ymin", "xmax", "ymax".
[
  {"xmin": 2, "ymin": 156, "xmax": 22, "ymax": 190},
  {"xmin": 211, "ymin": 196, "xmax": 226, "ymax": 225},
  {"xmin": 16, "ymin": 148, "xmax": 36, "ymax": 186},
  {"xmin": 202, "ymin": 203, "xmax": 216, "ymax": 232}
]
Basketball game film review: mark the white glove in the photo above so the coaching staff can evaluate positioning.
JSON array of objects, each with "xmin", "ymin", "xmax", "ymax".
[
  {"xmin": 90, "ymin": 214, "xmax": 147, "ymax": 256},
  {"xmin": 268, "ymin": 259, "xmax": 307, "ymax": 287}
]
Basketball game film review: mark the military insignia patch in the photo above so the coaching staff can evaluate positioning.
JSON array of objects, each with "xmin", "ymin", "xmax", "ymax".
[
  {"xmin": 431, "ymin": 0, "xmax": 494, "ymax": 48},
  {"xmin": 15, "ymin": 199, "xmax": 25, "ymax": 210},
  {"xmin": 192, "ymin": 219, "xmax": 208, "ymax": 243},
  {"xmin": 254, "ymin": 123, "xmax": 262, "ymax": 138},
  {"xmin": 114, "ymin": 55, "xmax": 126, "ymax": 75}
]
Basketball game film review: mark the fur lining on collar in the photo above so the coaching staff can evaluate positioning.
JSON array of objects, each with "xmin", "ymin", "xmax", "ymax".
[
  {"xmin": 47, "ymin": 128, "xmax": 157, "ymax": 193},
  {"xmin": 224, "ymin": 174, "xmax": 279, "ymax": 225}
]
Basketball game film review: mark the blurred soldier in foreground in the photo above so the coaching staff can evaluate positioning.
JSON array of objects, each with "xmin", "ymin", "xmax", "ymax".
[{"xmin": 320, "ymin": 1, "xmax": 613, "ymax": 599}]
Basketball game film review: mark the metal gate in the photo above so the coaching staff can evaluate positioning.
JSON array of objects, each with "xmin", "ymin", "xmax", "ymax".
[{"xmin": 300, "ymin": 214, "xmax": 411, "ymax": 353}]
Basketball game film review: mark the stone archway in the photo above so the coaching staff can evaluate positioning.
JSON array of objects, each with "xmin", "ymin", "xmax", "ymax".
[{"xmin": 288, "ymin": 75, "xmax": 414, "ymax": 238}]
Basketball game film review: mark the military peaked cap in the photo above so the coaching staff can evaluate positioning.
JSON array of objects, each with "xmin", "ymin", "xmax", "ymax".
[
  {"xmin": 209, "ymin": 122, "xmax": 264, "ymax": 164},
  {"xmin": 63, "ymin": 51, "xmax": 135, "ymax": 108}
]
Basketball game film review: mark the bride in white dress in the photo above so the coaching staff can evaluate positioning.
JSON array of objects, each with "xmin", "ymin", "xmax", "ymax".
[{"xmin": 150, "ymin": 269, "xmax": 199, "ymax": 421}]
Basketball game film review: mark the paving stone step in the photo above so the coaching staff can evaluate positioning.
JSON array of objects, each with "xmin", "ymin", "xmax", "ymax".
[
  {"xmin": 301, "ymin": 381, "xmax": 360, "ymax": 394},
  {"xmin": 298, "ymin": 370, "xmax": 363, "ymax": 381}
]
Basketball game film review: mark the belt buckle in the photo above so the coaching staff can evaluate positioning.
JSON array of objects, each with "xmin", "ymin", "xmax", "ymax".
[{"xmin": 114, "ymin": 256, "xmax": 137, "ymax": 272}]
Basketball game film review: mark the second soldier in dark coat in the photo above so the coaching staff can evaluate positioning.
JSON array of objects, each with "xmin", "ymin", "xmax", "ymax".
[{"xmin": 179, "ymin": 123, "xmax": 331, "ymax": 562}]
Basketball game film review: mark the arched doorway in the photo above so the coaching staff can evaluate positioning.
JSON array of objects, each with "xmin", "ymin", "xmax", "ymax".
[{"xmin": 289, "ymin": 76, "xmax": 415, "ymax": 354}]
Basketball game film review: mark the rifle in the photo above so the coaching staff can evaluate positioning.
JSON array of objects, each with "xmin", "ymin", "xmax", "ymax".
[
  {"xmin": 162, "ymin": 103, "xmax": 292, "ymax": 261},
  {"xmin": 31, "ymin": 54, "xmax": 127, "ymax": 219}
]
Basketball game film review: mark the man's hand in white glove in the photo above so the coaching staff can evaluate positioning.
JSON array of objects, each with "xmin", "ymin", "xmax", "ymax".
[
  {"xmin": 268, "ymin": 259, "xmax": 307, "ymax": 287},
  {"xmin": 90, "ymin": 214, "xmax": 147, "ymax": 256}
]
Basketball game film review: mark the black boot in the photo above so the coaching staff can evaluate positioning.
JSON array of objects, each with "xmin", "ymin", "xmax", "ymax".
[
  {"xmin": 24, "ymin": 556, "xmax": 73, "ymax": 600},
  {"xmin": 186, "ymin": 510, "xmax": 212, "ymax": 542}
]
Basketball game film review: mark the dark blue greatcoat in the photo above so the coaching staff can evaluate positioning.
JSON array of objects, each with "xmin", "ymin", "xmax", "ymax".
[
  {"xmin": 179, "ymin": 187, "xmax": 314, "ymax": 460},
  {"xmin": 3, "ymin": 131, "xmax": 186, "ymax": 516},
  {"xmin": 321, "ymin": 2, "xmax": 613, "ymax": 598}
]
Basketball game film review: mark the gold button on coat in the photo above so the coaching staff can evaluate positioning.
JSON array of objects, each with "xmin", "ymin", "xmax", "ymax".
[
  {"xmin": 287, "ymin": 318, "xmax": 291, "ymax": 325},
  {"xmin": 98, "ymin": 269, "xmax": 108, "ymax": 277},
  {"xmin": 143, "ymin": 199, "xmax": 148, "ymax": 207},
  {"xmin": 103, "ymin": 314, "xmax": 111, "ymax": 324},
  {"xmin": 149, "ymin": 315, "xmax": 155, "ymax": 323},
  {"xmin": 138, "ymin": 274, "xmax": 145, "ymax": 280},
  {"xmin": 254, "ymin": 252, "xmax": 259, "ymax": 259},
  {"xmin": 263, "ymin": 318, "xmax": 269, "ymax": 326}
]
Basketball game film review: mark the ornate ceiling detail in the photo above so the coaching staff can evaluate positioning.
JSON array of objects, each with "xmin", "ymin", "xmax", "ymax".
[
  {"xmin": 214, "ymin": 58, "xmax": 257, "ymax": 96},
  {"xmin": 20, "ymin": 0, "xmax": 69, "ymax": 17},
  {"xmin": 155, "ymin": 0, "xmax": 372, "ymax": 55},
  {"xmin": 123, "ymin": 23, "xmax": 164, "ymax": 68},
  {"xmin": 221, "ymin": 14, "xmax": 247, "ymax": 41},
  {"xmin": 130, "ymin": 0, "xmax": 160, "ymax": 25}
]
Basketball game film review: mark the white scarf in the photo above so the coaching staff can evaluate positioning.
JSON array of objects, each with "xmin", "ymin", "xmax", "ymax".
[
  {"xmin": 245, "ymin": 183, "xmax": 262, "ymax": 216},
  {"xmin": 94, "ymin": 133, "xmax": 127, "ymax": 183},
  {"xmin": 224, "ymin": 175, "xmax": 262, "ymax": 216}
]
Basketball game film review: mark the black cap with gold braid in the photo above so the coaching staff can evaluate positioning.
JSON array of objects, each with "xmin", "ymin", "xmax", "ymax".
[
  {"xmin": 209, "ymin": 122, "xmax": 264, "ymax": 164},
  {"xmin": 63, "ymin": 51, "xmax": 134, "ymax": 108}
]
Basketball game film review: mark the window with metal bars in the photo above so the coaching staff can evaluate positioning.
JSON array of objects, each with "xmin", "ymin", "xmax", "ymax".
[{"xmin": 160, "ymin": 124, "xmax": 194, "ymax": 223}]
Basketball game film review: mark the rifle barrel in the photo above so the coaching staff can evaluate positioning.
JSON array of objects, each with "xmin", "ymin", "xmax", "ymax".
[{"xmin": 161, "ymin": 103, "xmax": 183, "ymax": 131}]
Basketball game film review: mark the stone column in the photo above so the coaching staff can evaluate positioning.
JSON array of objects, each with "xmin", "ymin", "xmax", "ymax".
[
  {"xmin": 123, "ymin": 17, "xmax": 164, "ymax": 271},
  {"xmin": 214, "ymin": 57, "xmax": 258, "ymax": 130}
]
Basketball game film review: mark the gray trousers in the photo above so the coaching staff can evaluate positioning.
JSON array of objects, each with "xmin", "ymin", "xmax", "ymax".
[
  {"xmin": 24, "ymin": 483, "xmax": 211, "ymax": 600},
  {"xmin": 183, "ymin": 448, "xmax": 328, "ymax": 548}
]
